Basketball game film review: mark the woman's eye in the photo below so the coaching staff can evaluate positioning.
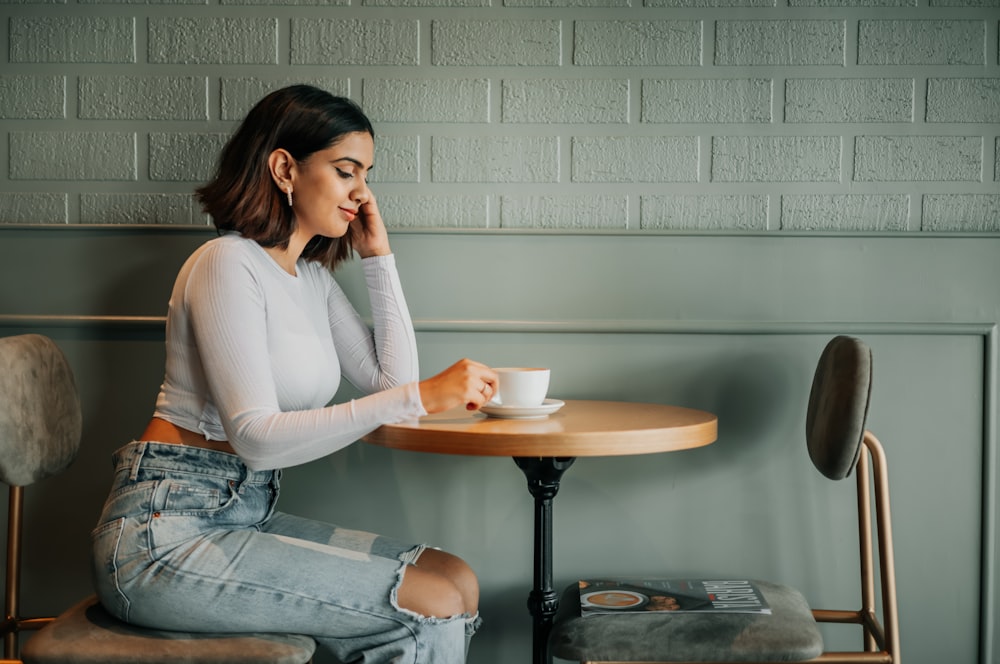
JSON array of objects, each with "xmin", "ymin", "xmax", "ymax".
[{"xmin": 335, "ymin": 168, "xmax": 353, "ymax": 180}]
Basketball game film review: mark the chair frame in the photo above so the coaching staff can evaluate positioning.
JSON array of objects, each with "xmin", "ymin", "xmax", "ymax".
[
  {"xmin": 581, "ymin": 430, "xmax": 900, "ymax": 664},
  {"xmin": 806, "ymin": 431, "xmax": 899, "ymax": 664},
  {"xmin": 3, "ymin": 484, "xmax": 55, "ymax": 663}
]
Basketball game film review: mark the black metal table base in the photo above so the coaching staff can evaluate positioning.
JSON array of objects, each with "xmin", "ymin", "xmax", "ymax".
[{"xmin": 513, "ymin": 456, "xmax": 577, "ymax": 664}]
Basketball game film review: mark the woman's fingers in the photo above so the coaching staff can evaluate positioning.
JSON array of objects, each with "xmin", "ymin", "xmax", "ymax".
[{"xmin": 419, "ymin": 359, "xmax": 498, "ymax": 414}]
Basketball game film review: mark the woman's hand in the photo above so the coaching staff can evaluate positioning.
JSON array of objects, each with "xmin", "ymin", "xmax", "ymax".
[
  {"xmin": 351, "ymin": 191, "xmax": 392, "ymax": 259},
  {"xmin": 419, "ymin": 359, "xmax": 498, "ymax": 413}
]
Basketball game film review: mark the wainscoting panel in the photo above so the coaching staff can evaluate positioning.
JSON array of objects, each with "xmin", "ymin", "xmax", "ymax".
[{"xmin": 1, "ymin": 228, "xmax": 997, "ymax": 664}]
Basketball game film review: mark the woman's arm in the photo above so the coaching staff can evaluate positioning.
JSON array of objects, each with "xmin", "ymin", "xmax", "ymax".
[{"xmin": 330, "ymin": 254, "xmax": 420, "ymax": 393}]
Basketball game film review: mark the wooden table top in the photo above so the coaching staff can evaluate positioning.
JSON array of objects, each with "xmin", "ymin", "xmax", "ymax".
[{"xmin": 363, "ymin": 399, "xmax": 717, "ymax": 457}]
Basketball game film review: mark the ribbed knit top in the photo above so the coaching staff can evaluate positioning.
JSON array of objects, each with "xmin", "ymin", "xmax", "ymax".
[{"xmin": 153, "ymin": 233, "xmax": 425, "ymax": 471}]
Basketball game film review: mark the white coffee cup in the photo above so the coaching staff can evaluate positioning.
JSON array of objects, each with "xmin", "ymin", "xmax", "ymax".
[{"xmin": 492, "ymin": 367, "xmax": 550, "ymax": 408}]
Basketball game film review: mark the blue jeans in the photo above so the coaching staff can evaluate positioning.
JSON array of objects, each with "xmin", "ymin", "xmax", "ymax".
[{"xmin": 91, "ymin": 441, "xmax": 476, "ymax": 663}]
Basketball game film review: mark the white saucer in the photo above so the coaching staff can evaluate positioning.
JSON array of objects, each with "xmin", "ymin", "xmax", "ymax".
[{"xmin": 480, "ymin": 398, "xmax": 565, "ymax": 420}]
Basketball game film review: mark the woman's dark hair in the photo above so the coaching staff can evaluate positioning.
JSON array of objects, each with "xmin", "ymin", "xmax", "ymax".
[{"xmin": 196, "ymin": 85, "xmax": 374, "ymax": 270}]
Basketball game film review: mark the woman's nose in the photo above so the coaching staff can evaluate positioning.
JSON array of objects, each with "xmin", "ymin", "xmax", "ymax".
[{"xmin": 353, "ymin": 182, "xmax": 370, "ymax": 204}]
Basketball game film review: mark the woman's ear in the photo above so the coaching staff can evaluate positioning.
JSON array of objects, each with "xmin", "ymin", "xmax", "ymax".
[{"xmin": 267, "ymin": 149, "xmax": 295, "ymax": 191}]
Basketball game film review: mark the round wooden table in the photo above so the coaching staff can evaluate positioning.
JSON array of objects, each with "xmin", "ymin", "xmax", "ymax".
[{"xmin": 363, "ymin": 399, "xmax": 718, "ymax": 664}]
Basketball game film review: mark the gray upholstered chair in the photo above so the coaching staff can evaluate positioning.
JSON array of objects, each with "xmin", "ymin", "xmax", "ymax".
[
  {"xmin": 549, "ymin": 335, "xmax": 900, "ymax": 663},
  {"xmin": 0, "ymin": 333, "xmax": 316, "ymax": 664}
]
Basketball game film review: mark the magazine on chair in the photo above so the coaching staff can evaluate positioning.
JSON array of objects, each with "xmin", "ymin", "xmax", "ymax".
[{"xmin": 578, "ymin": 578, "xmax": 771, "ymax": 615}]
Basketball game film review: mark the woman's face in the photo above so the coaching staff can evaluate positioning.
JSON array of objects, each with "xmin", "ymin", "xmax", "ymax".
[{"xmin": 289, "ymin": 131, "xmax": 374, "ymax": 240}]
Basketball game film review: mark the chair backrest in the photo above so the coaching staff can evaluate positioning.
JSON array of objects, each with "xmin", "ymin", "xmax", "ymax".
[
  {"xmin": 808, "ymin": 336, "xmax": 899, "ymax": 661},
  {"xmin": 805, "ymin": 335, "xmax": 873, "ymax": 481},
  {"xmin": 0, "ymin": 334, "xmax": 83, "ymax": 488}
]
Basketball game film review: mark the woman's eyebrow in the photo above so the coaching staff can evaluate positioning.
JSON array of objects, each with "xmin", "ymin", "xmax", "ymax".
[{"xmin": 334, "ymin": 157, "xmax": 373, "ymax": 171}]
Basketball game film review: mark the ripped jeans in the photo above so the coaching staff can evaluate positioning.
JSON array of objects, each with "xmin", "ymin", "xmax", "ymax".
[{"xmin": 91, "ymin": 441, "xmax": 477, "ymax": 663}]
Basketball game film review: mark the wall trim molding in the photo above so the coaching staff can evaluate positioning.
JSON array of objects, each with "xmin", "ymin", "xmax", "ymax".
[
  {"xmin": 0, "ymin": 314, "xmax": 165, "ymax": 328},
  {"xmin": 982, "ymin": 324, "xmax": 998, "ymax": 664},
  {"xmin": 2, "ymin": 225, "xmax": 1000, "ymax": 240},
  {"xmin": 0, "ymin": 314, "xmax": 995, "ymax": 336}
]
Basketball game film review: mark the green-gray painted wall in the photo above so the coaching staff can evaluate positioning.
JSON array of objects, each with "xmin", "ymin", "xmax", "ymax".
[{"xmin": 1, "ymin": 2, "xmax": 998, "ymax": 664}]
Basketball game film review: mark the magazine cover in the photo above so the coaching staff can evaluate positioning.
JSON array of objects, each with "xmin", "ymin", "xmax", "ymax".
[{"xmin": 578, "ymin": 578, "xmax": 771, "ymax": 615}]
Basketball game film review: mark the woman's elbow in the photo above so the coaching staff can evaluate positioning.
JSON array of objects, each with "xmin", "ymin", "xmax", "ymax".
[{"xmin": 227, "ymin": 419, "xmax": 281, "ymax": 471}]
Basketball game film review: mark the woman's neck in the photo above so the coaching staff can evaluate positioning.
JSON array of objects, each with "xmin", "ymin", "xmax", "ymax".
[{"xmin": 263, "ymin": 231, "xmax": 311, "ymax": 276}]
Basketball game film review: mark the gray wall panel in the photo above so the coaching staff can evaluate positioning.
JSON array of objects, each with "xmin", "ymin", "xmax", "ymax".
[{"xmin": 1, "ymin": 228, "xmax": 997, "ymax": 664}]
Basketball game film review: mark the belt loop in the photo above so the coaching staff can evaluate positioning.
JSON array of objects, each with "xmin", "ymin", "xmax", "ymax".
[
  {"xmin": 128, "ymin": 441, "xmax": 148, "ymax": 482},
  {"xmin": 150, "ymin": 476, "xmax": 171, "ymax": 516}
]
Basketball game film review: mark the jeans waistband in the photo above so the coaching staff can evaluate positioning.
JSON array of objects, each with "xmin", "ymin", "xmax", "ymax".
[{"xmin": 115, "ymin": 440, "xmax": 277, "ymax": 485}]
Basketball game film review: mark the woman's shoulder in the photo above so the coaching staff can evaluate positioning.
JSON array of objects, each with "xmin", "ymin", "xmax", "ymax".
[
  {"xmin": 201, "ymin": 232, "xmax": 254, "ymax": 255},
  {"xmin": 174, "ymin": 234, "xmax": 272, "ymax": 291},
  {"xmin": 189, "ymin": 233, "xmax": 267, "ymax": 268}
]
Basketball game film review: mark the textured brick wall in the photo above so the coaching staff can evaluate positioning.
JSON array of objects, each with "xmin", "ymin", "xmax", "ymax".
[{"xmin": 0, "ymin": 3, "xmax": 997, "ymax": 231}]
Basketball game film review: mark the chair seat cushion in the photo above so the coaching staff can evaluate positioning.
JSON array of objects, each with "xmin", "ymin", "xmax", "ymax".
[
  {"xmin": 549, "ymin": 580, "xmax": 823, "ymax": 662},
  {"xmin": 21, "ymin": 595, "xmax": 316, "ymax": 664}
]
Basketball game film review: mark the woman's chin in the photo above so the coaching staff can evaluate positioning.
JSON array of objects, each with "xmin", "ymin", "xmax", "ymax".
[{"xmin": 323, "ymin": 222, "xmax": 351, "ymax": 238}]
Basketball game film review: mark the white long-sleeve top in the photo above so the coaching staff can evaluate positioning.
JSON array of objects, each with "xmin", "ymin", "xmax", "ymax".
[{"xmin": 153, "ymin": 233, "xmax": 426, "ymax": 471}]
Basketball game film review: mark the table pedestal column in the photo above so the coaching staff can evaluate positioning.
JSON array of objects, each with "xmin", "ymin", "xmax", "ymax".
[{"xmin": 513, "ymin": 456, "xmax": 576, "ymax": 664}]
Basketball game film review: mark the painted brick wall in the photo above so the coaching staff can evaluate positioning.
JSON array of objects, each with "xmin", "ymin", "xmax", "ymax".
[{"xmin": 0, "ymin": 3, "xmax": 997, "ymax": 231}]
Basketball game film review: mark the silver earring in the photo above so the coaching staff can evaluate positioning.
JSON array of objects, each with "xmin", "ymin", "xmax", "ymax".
[{"xmin": 286, "ymin": 188, "xmax": 293, "ymax": 207}]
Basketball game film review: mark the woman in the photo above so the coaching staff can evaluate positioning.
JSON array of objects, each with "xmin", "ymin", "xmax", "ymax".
[{"xmin": 90, "ymin": 84, "xmax": 496, "ymax": 663}]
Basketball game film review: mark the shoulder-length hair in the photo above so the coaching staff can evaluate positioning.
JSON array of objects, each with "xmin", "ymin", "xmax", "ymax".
[{"xmin": 196, "ymin": 85, "xmax": 375, "ymax": 271}]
